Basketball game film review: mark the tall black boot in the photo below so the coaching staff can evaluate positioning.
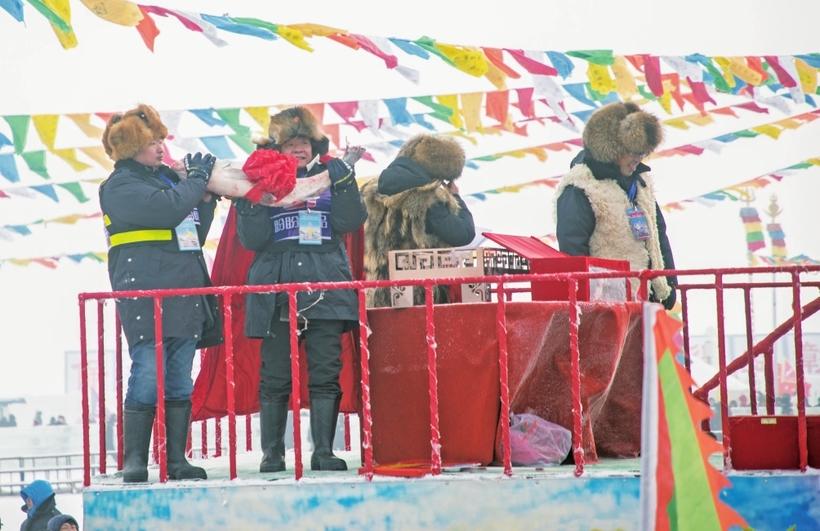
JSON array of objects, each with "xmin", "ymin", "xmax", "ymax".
[
  {"xmin": 123, "ymin": 405, "xmax": 155, "ymax": 483},
  {"xmin": 310, "ymin": 397, "xmax": 347, "ymax": 471},
  {"xmin": 259, "ymin": 401, "xmax": 290, "ymax": 473},
  {"xmin": 165, "ymin": 401, "xmax": 207, "ymax": 480}
]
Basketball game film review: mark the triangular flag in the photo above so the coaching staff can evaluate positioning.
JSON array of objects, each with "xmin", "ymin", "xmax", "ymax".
[
  {"xmin": 0, "ymin": 153, "xmax": 20, "ymax": 183},
  {"xmin": 31, "ymin": 114, "xmax": 60, "ymax": 151},
  {"xmin": 53, "ymin": 148, "xmax": 92, "ymax": 171},
  {"xmin": 4, "ymin": 115, "xmax": 30, "ymax": 154},
  {"xmin": 66, "ymin": 114, "xmax": 104, "ymax": 138},
  {"xmin": 21, "ymin": 151, "xmax": 51, "ymax": 179},
  {"xmin": 42, "ymin": 0, "xmax": 77, "ymax": 49},
  {"xmin": 79, "ymin": 146, "xmax": 115, "ymax": 171},
  {"xmin": 460, "ymin": 92, "xmax": 484, "ymax": 134}
]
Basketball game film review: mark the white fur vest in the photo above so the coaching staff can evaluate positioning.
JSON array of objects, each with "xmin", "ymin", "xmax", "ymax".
[{"xmin": 554, "ymin": 164, "xmax": 671, "ymax": 300}]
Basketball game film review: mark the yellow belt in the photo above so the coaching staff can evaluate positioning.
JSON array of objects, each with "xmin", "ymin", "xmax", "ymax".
[{"xmin": 109, "ymin": 229, "xmax": 173, "ymax": 247}]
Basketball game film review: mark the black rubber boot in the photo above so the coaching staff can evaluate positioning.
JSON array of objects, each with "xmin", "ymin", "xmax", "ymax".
[
  {"xmin": 165, "ymin": 401, "xmax": 207, "ymax": 480},
  {"xmin": 259, "ymin": 401, "xmax": 290, "ymax": 473},
  {"xmin": 122, "ymin": 405, "xmax": 155, "ymax": 483},
  {"xmin": 310, "ymin": 397, "xmax": 347, "ymax": 471}
]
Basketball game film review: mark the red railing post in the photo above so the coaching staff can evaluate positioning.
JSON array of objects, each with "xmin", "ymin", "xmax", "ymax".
[
  {"xmin": 790, "ymin": 271, "xmax": 808, "ymax": 472},
  {"xmin": 495, "ymin": 280, "xmax": 512, "ymax": 477},
  {"xmin": 223, "ymin": 295, "xmax": 238, "ymax": 480},
  {"xmin": 97, "ymin": 301, "xmax": 107, "ymax": 475},
  {"xmin": 743, "ymin": 288, "xmax": 758, "ymax": 415},
  {"xmin": 79, "ymin": 297, "xmax": 91, "ymax": 488},
  {"xmin": 568, "ymin": 278, "xmax": 584, "ymax": 477},
  {"xmin": 115, "ymin": 315, "xmax": 124, "ymax": 470},
  {"xmin": 288, "ymin": 290, "xmax": 303, "ymax": 480},
  {"xmin": 424, "ymin": 283, "xmax": 442, "ymax": 476},
  {"xmin": 357, "ymin": 289, "xmax": 374, "ymax": 481},
  {"xmin": 154, "ymin": 296, "xmax": 168, "ymax": 482}
]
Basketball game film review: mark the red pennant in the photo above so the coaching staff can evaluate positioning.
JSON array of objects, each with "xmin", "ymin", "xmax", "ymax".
[
  {"xmin": 482, "ymin": 47, "xmax": 522, "ymax": 78},
  {"xmin": 642, "ymin": 55, "xmax": 664, "ymax": 97},
  {"xmin": 505, "ymin": 49, "xmax": 558, "ymax": 76},
  {"xmin": 135, "ymin": 6, "xmax": 160, "ymax": 52},
  {"xmin": 763, "ymin": 56, "xmax": 797, "ymax": 88},
  {"xmin": 485, "ymin": 90, "xmax": 509, "ymax": 124},
  {"xmin": 350, "ymin": 34, "xmax": 398, "ymax": 69},
  {"xmin": 515, "ymin": 87, "xmax": 534, "ymax": 118}
]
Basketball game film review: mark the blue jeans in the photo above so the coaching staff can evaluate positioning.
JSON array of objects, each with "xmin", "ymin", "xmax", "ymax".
[{"xmin": 125, "ymin": 337, "xmax": 198, "ymax": 407}]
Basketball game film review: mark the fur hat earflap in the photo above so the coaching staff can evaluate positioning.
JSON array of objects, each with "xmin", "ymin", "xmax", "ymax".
[
  {"xmin": 262, "ymin": 106, "xmax": 329, "ymax": 157},
  {"xmin": 102, "ymin": 104, "xmax": 168, "ymax": 162},
  {"xmin": 396, "ymin": 134, "xmax": 466, "ymax": 182},
  {"xmin": 582, "ymin": 102, "xmax": 664, "ymax": 163}
]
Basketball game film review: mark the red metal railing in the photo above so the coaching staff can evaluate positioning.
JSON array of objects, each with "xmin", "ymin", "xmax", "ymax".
[{"xmin": 78, "ymin": 265, "xmax": 820, "ymax": 486}]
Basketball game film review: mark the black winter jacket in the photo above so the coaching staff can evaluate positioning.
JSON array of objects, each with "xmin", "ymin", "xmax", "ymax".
[
  {"xmin": 235, "ymin": 158, "xmax": 367, "ymax": 337},
  {"xmin": 99, "ymin": 159, "xmax": 218, "ymax": 345}
]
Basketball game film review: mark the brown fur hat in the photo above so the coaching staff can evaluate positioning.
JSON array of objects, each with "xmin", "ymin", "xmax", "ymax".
[
  {"xmin": 261, "ymin": 106, "xmax": 329, "ymax": 156},
  {"xmin": 396, "ymin": 134, "xmax": 466, "ymax": 182},
  {"xmin": 102, "ymin": 104, "xmax": 168, "ymax": 161},
  {"xmin": 582, "ymin": 102, "xmax": 664, "ymax": 163}
]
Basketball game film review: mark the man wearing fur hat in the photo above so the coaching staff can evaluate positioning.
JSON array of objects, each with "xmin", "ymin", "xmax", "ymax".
[
  {"xmin": 99, "ymin": 104, "xmax": 220, "ymax": 483},
  {"xmin": 360, "ymin": 134, "xmax": 476, "ymax": 307},
  {"xmin": 232, "ymin": 106, "xmax": 367, "ymax": 472},
  {"xmin": 555, "ymin": 101, "xmax": 677, "ymax": 309}
]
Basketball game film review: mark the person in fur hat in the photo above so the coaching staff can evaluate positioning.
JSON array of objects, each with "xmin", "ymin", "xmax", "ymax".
[
  {"xmin": 99, "ymin": 103, "xmax": 221, "ymax": 483},
  {"xmin": 232, "ymin": 106, "xmax": 367, "ymax": 473},
  {"xmin": 360, "ymin": 133, "xmax": 476, "ymax": 307},
  {"xmin": 555, "ymin": 101, "xmax": 677, "ymax": 309}
]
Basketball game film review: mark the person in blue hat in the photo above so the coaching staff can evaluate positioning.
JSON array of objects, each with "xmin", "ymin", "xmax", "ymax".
[
  {"xmin": 19, "ymin": 479, "xmax": 61, "ymax": 531},
  {"xmin": 46, "ymin": 515, "xmax": 79, "ymax": 531}
]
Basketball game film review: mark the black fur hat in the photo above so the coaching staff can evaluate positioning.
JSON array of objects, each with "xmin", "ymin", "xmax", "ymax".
[
  {"xmin": 258, "ymin": 106, "xmax": 329, "ymax": 157},
  {"xmin": 582, "ymin": 102, "xmax": 664, "ymax": 163},
  {"xmin": 102, "ymin": 104, "xmax": 168, "ymax": 162},
  {"xmin": 396, "ymin": 134, "xmax": 466, "ymax": 182}
]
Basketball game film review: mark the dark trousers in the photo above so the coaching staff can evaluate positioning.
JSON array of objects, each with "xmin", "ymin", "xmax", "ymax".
[{"xmin": 259, "ymin": 306, "xmax": 344, "ymax": 403}]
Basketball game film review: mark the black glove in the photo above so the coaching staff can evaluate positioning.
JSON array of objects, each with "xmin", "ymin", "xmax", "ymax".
[
  {"xmin": 232, "ymin": 197, "xmax": 256, "ymax": 215},
  {"xmin": 326, "ymin": 158, "xmax": 355, "ymax": 189},
  {"xmin": 184, "ymin": 152, "xmax": 216, "ymax": 183},
  {"xmin": 662, "ymin": 285, "xmax": 677, "ymax": 311}
]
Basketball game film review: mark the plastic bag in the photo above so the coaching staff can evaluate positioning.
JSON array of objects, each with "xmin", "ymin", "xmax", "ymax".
[{"xmin": 507, "ymin": 412, "xmax": 572, "ymax": 466}]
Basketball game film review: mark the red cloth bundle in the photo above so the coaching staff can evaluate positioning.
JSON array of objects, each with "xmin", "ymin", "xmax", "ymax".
[{"xmin": 241, "ymin": 150, "xmax": 298, "ymax": 204}]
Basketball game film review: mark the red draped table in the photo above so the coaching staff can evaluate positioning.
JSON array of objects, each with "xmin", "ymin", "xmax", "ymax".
[{"xmin": 356, "ymin": 301, "xmax": 644, "ymax": 466}]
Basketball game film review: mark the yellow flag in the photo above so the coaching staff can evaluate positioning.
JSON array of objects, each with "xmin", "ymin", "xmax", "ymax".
[
  {"xmin": 461, "ymin": 93, "xmax": 484, "ymax": 134},
  {"xmin": 726, "ymin": 57, "xmax": 762, "ymax": 86},
  {"xmin": 435, "ymin": 44, "xmax": 489, "ymax": 77},
  {"xmin": 523, "ymin": 147, "xmax": 548, "ymax": 162},
  {"xmin": 44, "ymin": 0, "xmax": 77, "ymax": 49},
  {"xmin": 244, "ymin": 107, "xmax": 272, "ymax": 133},
  {"xmin": 67, "ymin": 114, "xmax": 104, "ymax": 138},
  {"xmin": 807, "ymin": 157, "xmax": 820, "ymax": 166},
  {"xmin": 775, "ymin": 118, "xmax": 801, "ymax": 130},
  {"xmin": 587, "ymin": 63, "xmax": 616, "ymax": 95},
  {"xmin": 54, "ymin": 148, "xmax": 93, "ymax": 171},
  {"xmin": 794, "ymin": 58, "xmax": 818, "ymax": 95},
  {"xmin": 32, "ymin": 115, "xmax": 60, "ymax": 151},
  {"xmin": 288, "ymin": 23, "xmax": 348, "ymax": 37},
  {"xmin": 751, "ymin": 124, "xmax": 783, "ymax": 139},
  {"xmin": 658, "ymin": 83, "xmax": 673, "ymax": 115},
  {"xmin": 79, "ymin": 146, "xmax": 115, "ymax": 171},
  {"xmin": 483, "ymin": 61, "xmax": 508, "ymax": 91},
  {"xmin": 80, "ymin": 0, "xmax": 143, "ymax": 26},
  {"xmin": 683, "ymin": 113, "xmax": 714, "ymax": 127},
  {"xmin": 712, "ymin": 57, "xmax": 737, "ymax": 88},
  {"xmin": 277, "ymin": 26, "xmax": 313, "ymax": 52},
  {"xmin": 436, "ymin": 95, "xmax": 463, "ymax": 129},
  {"xmin": 663, "ymin": 118, "xmax": 690, "ymax": 130},
  {"xmin": 611, "ymin": 56, "xmax": 639, "ymax": 98}
]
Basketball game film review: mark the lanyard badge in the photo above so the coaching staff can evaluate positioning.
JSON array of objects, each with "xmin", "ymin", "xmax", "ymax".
[{"xmin": 298, "ymin": 211, "xmax": 322, "ymax": 245}]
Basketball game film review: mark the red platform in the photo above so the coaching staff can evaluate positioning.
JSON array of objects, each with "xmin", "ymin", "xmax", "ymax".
[{"xmin": 358, "ymin": 301, "xmax": 644, "ymax": 466}]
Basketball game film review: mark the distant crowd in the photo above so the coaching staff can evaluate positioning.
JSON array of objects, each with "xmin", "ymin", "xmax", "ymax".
[{"xmin": 0, "ymin": 411, "xmax": 68, "ymax": 428}]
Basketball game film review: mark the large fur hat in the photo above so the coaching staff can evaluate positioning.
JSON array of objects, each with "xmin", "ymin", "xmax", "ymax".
[
  {"xmin": 396, "ymin": 134, "xmax": 466, "ymax": 182},
  {"xmin": 262, "ymin": 106, "xmax": 329, "ymax": 157},
  {"xmin": 102, "ymin": 104, "xmax": 168, "ymax": 162},
  {"xmin": 582, "ymin": 102, "xmax": 664, "ymax": 163}
]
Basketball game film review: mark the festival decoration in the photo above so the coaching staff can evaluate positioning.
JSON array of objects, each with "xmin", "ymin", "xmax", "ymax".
[{"xmin": 639, "ymin": 305, "xmax": 748, "ymax": 530}]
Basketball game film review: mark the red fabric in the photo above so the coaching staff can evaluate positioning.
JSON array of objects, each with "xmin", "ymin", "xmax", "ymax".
[
  {"xmin": 358, "ymin": 301, "xmax": 643, "ymax": 466},
  {"xmin": 241, "ymin": 150, "xmax": 298, "ymax": 204},
  {"xmin": 190, "ymin": 206, "xmax": 364, "ymax": 421}
]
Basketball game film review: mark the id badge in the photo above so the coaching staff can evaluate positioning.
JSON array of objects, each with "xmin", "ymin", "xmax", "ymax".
[
  {"xmin": 298, "ymin": 211, "xmax": 322, "ymax": 245},
  {"xmin": 175, "ymin": 216, "xmax": 201, "ymax": 251},
  {"xmin": 626, "ymin": 207, "xmax": 650, "ymax": 241}
]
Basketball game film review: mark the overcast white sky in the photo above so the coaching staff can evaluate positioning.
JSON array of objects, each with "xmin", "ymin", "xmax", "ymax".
[{"xmin": 1, "ymin": 0, "xmax": 820, "ymax": 398}]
